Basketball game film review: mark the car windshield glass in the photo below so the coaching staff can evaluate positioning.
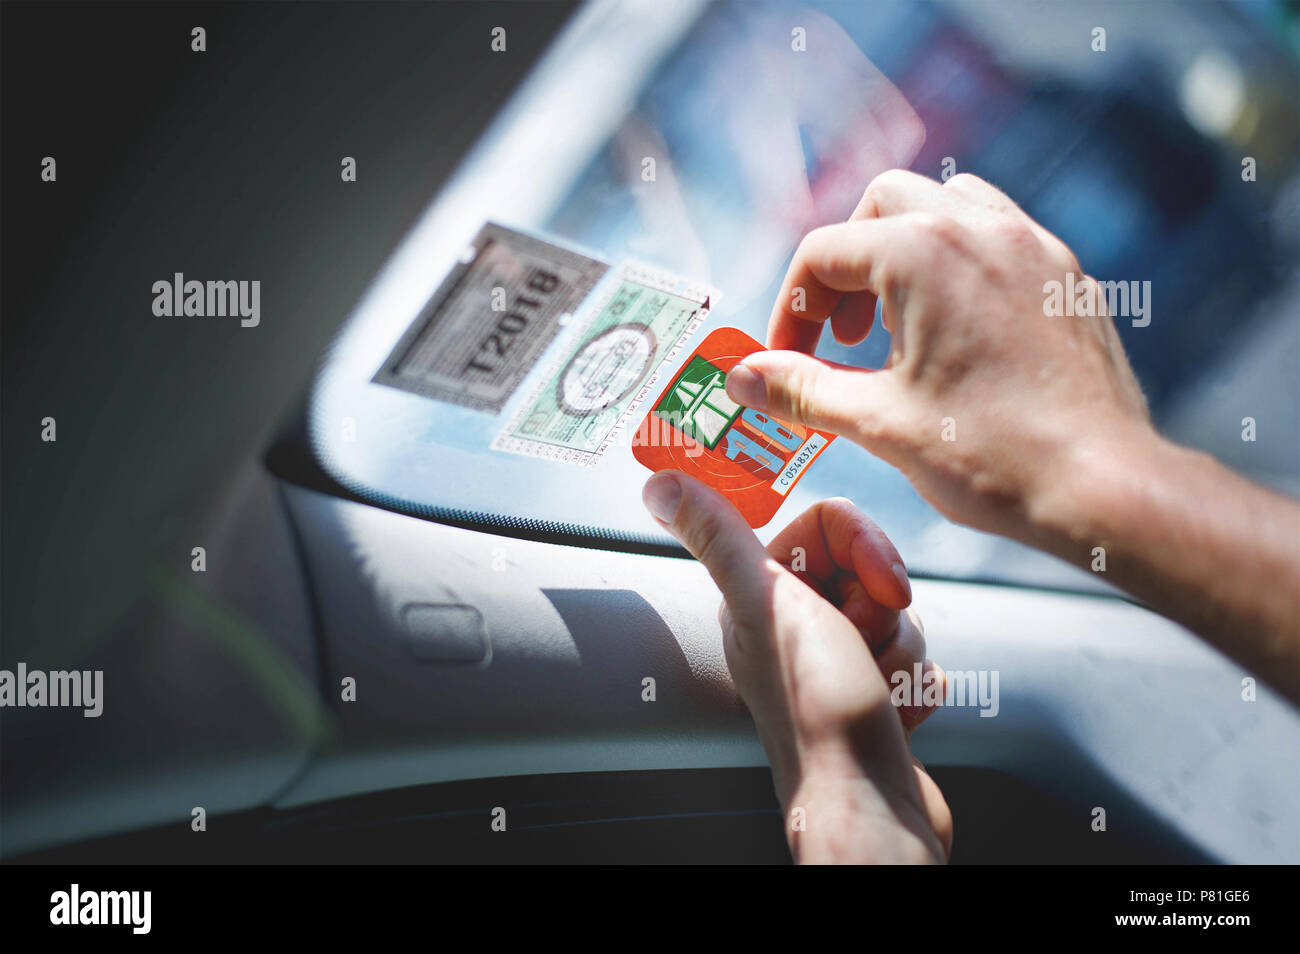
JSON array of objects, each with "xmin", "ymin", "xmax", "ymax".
[{"xmin": 311, "ymin": 0, "xmax": 1300, "ymax": 593}]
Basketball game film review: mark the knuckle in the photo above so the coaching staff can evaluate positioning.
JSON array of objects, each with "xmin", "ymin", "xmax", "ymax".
[
  {"xmin": 873, "ymin": 253, "xmax": 908, "ymax": 297},
  {"xmin": 782, "ymin": 362, "xmax": 822, "ymax": 425},
  {"xmin": 862, "ymin": 168, "xmax": 911, "ymax": 213},
  {"xmin": 686, "ymin": 507, "xmax": 731, "ymax": 574},
  {"xmin": 943, "ymin": 171, "xmax": 983, "ymax": 190},
  {"xmin": 796, "ymin": 226, "xmax": 836, "ymax": 272},
  {"xmin": 913, "ymin": 212, "xmax": 966, "ymax": 251},
  {"xmin": 989, "ymin": 215, "xmax": 1034, "ymax": 247},
  {"xmin": 873, "ymin": 167, "xmax": 912, "ymax": 185},
  {"xmin": 1048, "ymin": 240, "xmax": 1081, "ymax": 275},
  {"xmin": 822, "ymin": 495, "xmax": 857, "ymax": 516},
  {"xmin": 817, "ymin": 229, "xmax": 850, "ymax": 275},
  {"xmin": 790, "ymin": 230, "xmax": 815, "ymax": 267},
  {"xmin": 975, "ymin": 217, "xmax": 1034, "ymax": 282}
]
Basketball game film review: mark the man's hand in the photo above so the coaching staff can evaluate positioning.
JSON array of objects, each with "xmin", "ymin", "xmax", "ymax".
[
  {"xmin": 723, "ymin": 169, "xmax": 1300, "ymax": 704},
  {"xmin": 643, "ymin": 470, "xmax": 951, "ymax": 863},
  {"xmin": 723, "ymin": 169, "xmax": 1150, "ymax": 540}
]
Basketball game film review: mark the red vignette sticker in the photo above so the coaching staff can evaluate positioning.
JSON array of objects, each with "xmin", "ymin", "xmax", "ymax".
[{"xmin": 631, "ymin": 327, "xmax": 837, "ymax": 528}]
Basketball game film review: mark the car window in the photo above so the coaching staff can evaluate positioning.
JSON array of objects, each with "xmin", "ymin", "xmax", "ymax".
[{"xmin": 311, "ymin": 0, "xmax": 1300, "ymax": 593}]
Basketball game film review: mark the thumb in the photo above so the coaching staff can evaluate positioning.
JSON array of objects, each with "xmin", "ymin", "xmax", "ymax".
[
  {"xmin": 724, "ymin": 350, "xmax": 895, "ymax": 446},
  {"xmin": 642, "ymin": 471, "xmax": 783, "ymax": 630}
]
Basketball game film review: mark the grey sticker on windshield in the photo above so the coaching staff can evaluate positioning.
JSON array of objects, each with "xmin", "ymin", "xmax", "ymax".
[{"xmin": 373, "ymin": 223, "xmax": 609, "ymax": 413}]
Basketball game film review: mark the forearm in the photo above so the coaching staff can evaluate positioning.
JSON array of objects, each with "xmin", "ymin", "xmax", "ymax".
[{"xmin": 1026, "ymin": 420, "xmax": 1300, "ymax": 704}]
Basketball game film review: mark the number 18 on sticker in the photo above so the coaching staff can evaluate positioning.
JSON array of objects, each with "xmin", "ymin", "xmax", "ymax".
[{"xmin": 632, "ymin": 328, "xmax": 836, "ymax": 528}]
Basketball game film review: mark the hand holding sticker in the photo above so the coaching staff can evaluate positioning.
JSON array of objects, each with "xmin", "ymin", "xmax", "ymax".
[{"xmin": 632, "ymin": 328, "xmax": 836, "ymax": 528}]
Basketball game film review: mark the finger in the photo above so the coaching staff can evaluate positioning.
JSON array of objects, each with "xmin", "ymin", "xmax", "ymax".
[
  {"xmin": 876, "ymin": 609, "xmax": 945, "ymax": 733},
  {"xmin": 765, "ymin": 502, "xmax": 835, "ymax": 579},
  {"xmin": 839, "ymin": 507, "xmax": 911, "ymax": 610},
  {"xmin": 912, "ymin": 757, "xmax": 954, "ymax": 858},
  {"xmin": 822, "ymin": 501, "xmax": 912, "ymax": 610},
  {"xmin": 724, "ymin": 348, "xmax": 899, "ymax": 451},
  {"xmin": 849, "ymin": 168, "xmax": 948, "ymax": 221},
  {"xmin": 876, "ymin": 606, "xmax": 927, "ymax": 673},
  {"xmin": 829, "ymin": 290, "xmax": 877, "ymax": 345},
  {"xmin": 835, "ymin": 171, "xmax": 935, "ymax": 351},
  {"xmin": 642, "ymin": 471, "xmax": 786, "ymax": 636},
  {"xmin": 828, "ymin": 170, "xmax": 945, "ymax": 346},
  {"xmin": 838, "ymin": 579, "xmax": 901, "ymax": 650},
  {"xmin": 899, "ymin": 661, "xmax": 945, "ymax": 734},
  {"xmin": 766, "ymin": 498, "xmax": 911, "ymax": 609},
  {"xmin": 766, "ymin": 216, "xmax": 919, "ymax": 353},
  {"xmin": 768, "ymin": 242, "xmax": 843, "ymax": 353}
]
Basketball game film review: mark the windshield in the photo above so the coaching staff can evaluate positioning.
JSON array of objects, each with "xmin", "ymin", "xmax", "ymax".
[{"xmin": 310, "ymin": 0, "xmax": 1300, "ymax": 593}]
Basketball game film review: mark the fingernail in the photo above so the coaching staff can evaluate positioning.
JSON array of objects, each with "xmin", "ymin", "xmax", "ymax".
[
  {"xmin": 725, "ymin": 362, "xmax": 767, "ymax": 408},
  {"xmin": 891, "ymin": 561, "xmax": 913, "ymax": 603},
  {"xmin": 642, "ymin": 473, "xmax": 683, "ymax": 524}
]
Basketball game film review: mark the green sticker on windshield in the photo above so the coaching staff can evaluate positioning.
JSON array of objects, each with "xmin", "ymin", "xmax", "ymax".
[{"xmin": 493, "ymin": 263, "xmax": 713, "ymax": 466}]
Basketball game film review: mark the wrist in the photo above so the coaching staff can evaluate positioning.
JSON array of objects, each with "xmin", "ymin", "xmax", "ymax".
[
  {"xmin": 1022, "ymin": 414, "xmax": 1174, "ymax": 563},
  {"xmin": 785, "ymin": 774, "xmax": 943, "ymax": 864}
]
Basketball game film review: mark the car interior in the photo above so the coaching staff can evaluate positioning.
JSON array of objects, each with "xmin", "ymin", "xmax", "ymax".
[{"xmin": 4, "ymin": 0, "xmax": 1298, "ymax": 864}]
